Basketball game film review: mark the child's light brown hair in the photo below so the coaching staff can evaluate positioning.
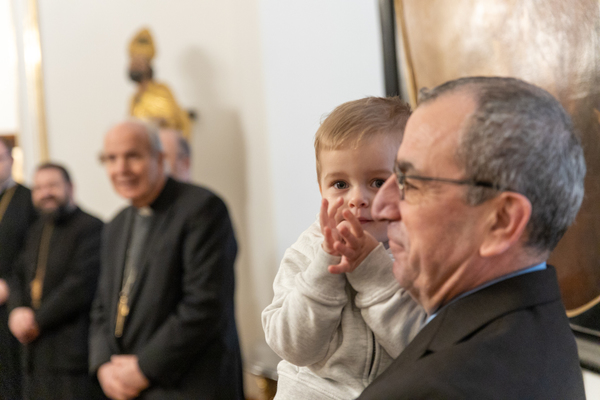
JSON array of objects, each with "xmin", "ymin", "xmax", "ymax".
[{"xmin": 314, "ymin": 96, "xmax": 412, "ymax": 179}]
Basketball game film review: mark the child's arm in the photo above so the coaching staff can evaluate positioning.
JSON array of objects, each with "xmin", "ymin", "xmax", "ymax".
[
  {"xmin": 261, "ymin": 221, "xmax": 349, "ymax": 367},
  {"xmin": 346, "ymin": 249, "xmax": 426, "ymax": 359}
]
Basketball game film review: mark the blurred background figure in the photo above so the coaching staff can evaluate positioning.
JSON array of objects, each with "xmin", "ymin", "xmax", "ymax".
[
  {"xmin": 159, "ymin": 128, "xmax": 191, "ymax": 182},
  {"xmin": 128, "ymin": 28, "xmax": 192, "ymax": 139},
  {"xmin": 8, "ymin": 163, "xmax": 105, "ymax": 400},
  {"xmin": 91, "ymin": 120, "xmax": 243, "ymax": 399},
  {"xmin": 0, "ymin": 137, "xmax": 36, "ymax": 400}
]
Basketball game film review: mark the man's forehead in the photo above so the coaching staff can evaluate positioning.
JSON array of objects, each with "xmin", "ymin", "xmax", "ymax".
[
  {"xmin": 397, "ymin": 92, "xmax": 476, "ymax": 173},
  {"xmin": 104, "ymin": 124, "xmax": 151, "ymax": 152},
  {"xmin": 34, "ymin": 168, "xmax": 63, "ymax": 184}
]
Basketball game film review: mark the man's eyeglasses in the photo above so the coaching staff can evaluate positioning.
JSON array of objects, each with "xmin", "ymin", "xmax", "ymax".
[{"xmin": 394, "ymin": 167, "xmax": 502, "ymax": 201}]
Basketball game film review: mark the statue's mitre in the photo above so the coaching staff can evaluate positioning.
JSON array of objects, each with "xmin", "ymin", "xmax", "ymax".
[{"xmin": 129, "ymin": 28, "xmax": 155, "ymax": 60}]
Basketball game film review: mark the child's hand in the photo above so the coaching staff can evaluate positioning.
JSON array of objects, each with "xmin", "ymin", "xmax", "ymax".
[
  {"xmin": 328, "ymin": 209, "xmax": 379, "ymax": 274},
  {"xmin": 320, "ymin": 197, "xmax": 344, "ymax": 256}
]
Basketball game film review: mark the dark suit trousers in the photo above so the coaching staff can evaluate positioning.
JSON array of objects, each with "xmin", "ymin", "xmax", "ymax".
[{"xmin": 24, "ymin": 367, "xmax": 106, "ymax": 400}]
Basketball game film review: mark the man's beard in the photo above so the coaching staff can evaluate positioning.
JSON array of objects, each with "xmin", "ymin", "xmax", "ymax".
[{"xmin": 35, "ymin": 197, "xmax": 71, "ymax": 220}]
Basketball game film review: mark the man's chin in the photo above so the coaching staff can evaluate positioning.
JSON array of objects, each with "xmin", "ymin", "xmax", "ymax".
[{"xmin": 115, "ymin": 187, "xmax": 142, "ymax": 201}]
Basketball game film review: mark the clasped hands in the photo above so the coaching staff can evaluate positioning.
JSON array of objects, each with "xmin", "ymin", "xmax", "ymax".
[
  {"xmin": 8, "ymin": 307, "xmax": 40, "ymax": 344},
  {"xmin": 98, "ymin": 355, "xmax": 150, "ymax": 400},
  {"xmin": 320, "ymin": 198, "xmax": 379, "ymax": 274}
]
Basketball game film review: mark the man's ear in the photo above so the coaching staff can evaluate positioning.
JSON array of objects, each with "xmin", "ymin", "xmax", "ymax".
[
  {"xmin": 479, "ymin": 192, "xmax": 532, "ymax": 257},
  {"xmin": 157, "ymin": 151, "xmax": 165, "ymax": 169},
  {"xmin": 67, "ymin": 182, "xmax": 75, "ymax": 204},
  {"xmin": 182, "ymin": 157, "xmax": 191, "ymax": 171}
]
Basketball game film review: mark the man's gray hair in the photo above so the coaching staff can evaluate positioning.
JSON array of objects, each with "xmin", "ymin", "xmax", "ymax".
[
  {"xmin": 127, "ymin": 118, "xmax": 163, "ymax": 155},
  {"xmin": 420, "ymin": 76, "xmax": 586, "ymax": 252}
]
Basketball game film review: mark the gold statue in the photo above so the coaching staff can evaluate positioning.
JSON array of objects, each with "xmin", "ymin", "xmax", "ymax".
[{"xmin": 128, "ymin": 28, "xmax": 191, "ymax": 138}]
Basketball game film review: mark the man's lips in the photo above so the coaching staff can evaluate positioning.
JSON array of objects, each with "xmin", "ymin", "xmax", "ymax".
[
  {"xmin": 40, "ymin": 197, "xmax": 57, "ymax": 203},
  {"xmin": 115, "ymin": 179, "xmax": 139, "ymax": 188}
]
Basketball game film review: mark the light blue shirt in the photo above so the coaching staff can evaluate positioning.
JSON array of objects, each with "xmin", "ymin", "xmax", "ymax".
[{"xmin": 425, "ymin": 262, "xmax": 547, "ymax": 325}]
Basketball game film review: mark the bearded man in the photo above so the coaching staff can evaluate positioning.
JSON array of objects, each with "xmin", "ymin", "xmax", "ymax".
[{"xmin": 8, "ymin": 163, "xmax": 105, "ymax": 399}]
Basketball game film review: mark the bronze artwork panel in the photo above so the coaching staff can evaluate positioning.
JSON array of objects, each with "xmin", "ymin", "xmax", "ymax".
[{"xmin": 397, "ymin": 0, "xmax": 600, "ymax": 312}]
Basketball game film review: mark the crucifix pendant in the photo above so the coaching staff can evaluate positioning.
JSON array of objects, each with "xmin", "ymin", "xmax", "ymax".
[{"xmin": 115, "ymin": 294, "xmax": 130, "ymax": 338}]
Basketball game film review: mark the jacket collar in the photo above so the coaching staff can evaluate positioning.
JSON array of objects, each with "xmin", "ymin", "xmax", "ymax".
[
  {"xmin": 147, "ymin": 177, "xmax": 178, "ymax": 213},
  {"xmin": 398, "ymin": 266, "xmax": 561, "ymax": 362}
]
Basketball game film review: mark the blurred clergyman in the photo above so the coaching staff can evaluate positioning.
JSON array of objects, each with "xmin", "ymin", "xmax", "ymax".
[
  {"xmin": 159, "ymin": 128, "xmax": 191, "ymax": 182},
  {"xmin": 90, "ymin": 120, "xmax": 243, "ymax": 399},
  {"xmin": 8, "ymin": 163, "xmax": 104, "ymax": 400},
  {"xmin": 0, "ymin": 137, "xmax": 36, "ymax": 399}
]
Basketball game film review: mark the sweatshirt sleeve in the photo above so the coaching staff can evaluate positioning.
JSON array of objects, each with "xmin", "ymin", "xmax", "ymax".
[
  {"xmin": 346, "ymin": 244, "xmax": 426, "ymax": 358},
  {"xmin": 262, "ymin": 222, "xmax": 349, "ymax": 367}
]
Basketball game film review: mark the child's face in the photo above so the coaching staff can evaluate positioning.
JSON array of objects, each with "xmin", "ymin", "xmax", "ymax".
[{"xmin": 318, "ymin": 135, "xmax": 398, "ymax": 243}]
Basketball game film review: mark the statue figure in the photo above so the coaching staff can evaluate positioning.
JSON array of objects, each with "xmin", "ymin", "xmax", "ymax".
[{"xmin": 128, "ymin": 28, "xmax": 191, "ymax": 139}]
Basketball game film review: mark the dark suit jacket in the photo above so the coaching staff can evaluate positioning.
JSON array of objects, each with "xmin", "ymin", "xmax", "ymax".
[
  {"xmin": 0, "ymin": 184, "xmax": 37, "ymax": 280},
  {"xmin": 9, "ymin": 207, "xmax": 103, "ymax": 372},
  {"xmin": 0, "ymin": 184, "xmax": 36, "ymax": 399},
  {"xmin": 90, "ymin": 178, "xmax": 243, "ymax": 400},
  {"xmin": 357, "ymin": 266, "xmax": 586, "ymax": 400}
]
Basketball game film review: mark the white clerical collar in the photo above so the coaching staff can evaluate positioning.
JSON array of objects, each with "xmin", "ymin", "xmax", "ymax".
[{"xmin": 137, "ymin": 206, "xmax": 153, "ymax": 217}]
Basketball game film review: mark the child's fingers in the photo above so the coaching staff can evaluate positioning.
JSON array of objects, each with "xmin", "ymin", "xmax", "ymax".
[
  {"xmin": 329, "ymin": 197, "xmax": 344, "ymax": 224},
  {"xmin": 338, "ymin": 224, "xmax": 360, "ymax": 251},
  {"xmin": 319, "ymin": 198, "xmax": 330, "ymax": 230},
  {"xmin": 333, "ymin": 239, "xmax": 357, "ymax": 261},
  {"xmin": 328, "ymin": 264, "xmax": 343, "ymax": 274},
  {"xmin": 342, "ymin": 210, "xmax": 364, "ymax": 238},
  {"xmin": 322, "ymin": 226, "xmax": 336, "ymax": 254},
  {"xmin": 328, "ymin": 259, "xmax": 351, "ymax": 274}
]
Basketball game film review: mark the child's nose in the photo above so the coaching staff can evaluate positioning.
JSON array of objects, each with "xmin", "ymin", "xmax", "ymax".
[{"xmin": 349, "ymin": 187, "xmax": 369, "ymax": 208}]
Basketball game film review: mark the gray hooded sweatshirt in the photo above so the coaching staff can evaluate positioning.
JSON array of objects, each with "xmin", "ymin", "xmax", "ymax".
[{"xmin": 262, "ymin": 220, "xmax": 426, "ymax": 399}]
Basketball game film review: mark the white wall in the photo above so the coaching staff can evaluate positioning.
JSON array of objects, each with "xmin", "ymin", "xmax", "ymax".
[
  {"xmin": 260, "ymin": 0, "xmax": 385, "ymax": 264},
  {"xmin": 0, "ymin": 1, "xmax": 18, "ymax": 133},
  {"xmin": 19, "ymin": 0, "xmax": 385, "ymax": 359}
]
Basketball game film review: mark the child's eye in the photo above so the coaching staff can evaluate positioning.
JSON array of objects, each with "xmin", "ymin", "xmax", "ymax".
[
  {"xmin": 333, "ymin": 181, "xmax": 349, "ymax": 189},
  {"xmin": 371, "ymin": 179, "xmax": 386, "ymax": 189}
]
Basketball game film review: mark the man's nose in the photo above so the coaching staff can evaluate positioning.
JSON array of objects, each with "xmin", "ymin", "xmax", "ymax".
[
  {"xmin": 113, "ymin": 156, "xmax": 129, "ymax": 173},
  {"xmin": 372, "ymin": 175, "xmax": 402, "ymax": 221}
]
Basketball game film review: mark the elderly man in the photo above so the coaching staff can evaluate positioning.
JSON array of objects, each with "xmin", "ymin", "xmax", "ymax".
[
  {"xmin": 90, "ymin": 120, "xmax": 243, "ymax": 399},
  {"xmin": 357, "ymin": 77, "xmax": 586, "ymax": 399},
  {"xmin": 159, "ymin": 128, "xmax": 191, "ymax": 182},
  {"xmin": 8, "ymin": 163, "xmax": 104, "ymax": 399},
  {"xmin": 0, "ymin": 137, "xmax": 36, "ymax": 399}
]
